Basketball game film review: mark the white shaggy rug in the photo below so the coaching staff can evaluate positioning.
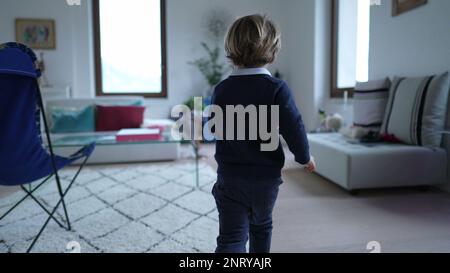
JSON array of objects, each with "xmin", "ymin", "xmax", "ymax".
[{"xmin": 0, "ymin": 161, "xmax": 219, "ymax": 253}]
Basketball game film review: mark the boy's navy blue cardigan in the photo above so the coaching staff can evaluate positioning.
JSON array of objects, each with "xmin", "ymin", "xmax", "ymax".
[{"xmin": 212, "ymin": 68, "xmax": 310, "ymax": 179}]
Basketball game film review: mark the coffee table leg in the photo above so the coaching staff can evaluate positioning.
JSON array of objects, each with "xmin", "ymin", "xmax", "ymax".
[{"xmin": 192, "ymin": 141, "xmax": 199, "ymax": 188}]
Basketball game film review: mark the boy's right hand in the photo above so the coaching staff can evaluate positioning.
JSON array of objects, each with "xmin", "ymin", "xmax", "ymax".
[{"xmin": 304, "ymin": 156, "xmax": 316, "ymax": 173}]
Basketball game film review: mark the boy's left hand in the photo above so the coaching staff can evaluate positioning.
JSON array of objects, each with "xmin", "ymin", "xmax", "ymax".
[{"xmin": 304, "ymin": 156, "xmax": 316, "ymax": 173}]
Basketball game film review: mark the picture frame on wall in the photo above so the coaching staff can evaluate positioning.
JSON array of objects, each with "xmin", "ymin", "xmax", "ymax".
[
  {"xmin": 15, "ymin": 18, "xmax": 56, "ymax": 49},
  {"xmin": 392, "ymin": 0, "xmax": 428, "ymax": 16}
]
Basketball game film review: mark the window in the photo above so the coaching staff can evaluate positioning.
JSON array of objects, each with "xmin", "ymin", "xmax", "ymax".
[
  {"xmin": 93, "ymin": 0, "xmax": 167, "ymax": 97},
  {"xmin": 331, "ymin": 0, "xmax": 371, "ymax": 98}
]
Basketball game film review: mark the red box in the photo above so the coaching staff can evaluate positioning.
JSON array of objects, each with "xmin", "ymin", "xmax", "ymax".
[{"xmin": 116, "ymin": 128, "xmax": 162, "ymax": 142}]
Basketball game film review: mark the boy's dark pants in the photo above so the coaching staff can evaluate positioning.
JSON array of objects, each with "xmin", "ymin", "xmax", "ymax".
[{"xmin": 212, "ymin": 175, "xmax": 282, "ymax": 253}]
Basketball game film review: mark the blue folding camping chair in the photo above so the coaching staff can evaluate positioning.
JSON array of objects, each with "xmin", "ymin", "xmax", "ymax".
[{"xmin": 0, "ymin": 42, "xmax": 95, "ymax": 252}]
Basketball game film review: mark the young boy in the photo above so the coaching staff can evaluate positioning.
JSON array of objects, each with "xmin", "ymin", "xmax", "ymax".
[{"xmin": 211, "ymin": 14, "xmax": 315, "ymax": 253}]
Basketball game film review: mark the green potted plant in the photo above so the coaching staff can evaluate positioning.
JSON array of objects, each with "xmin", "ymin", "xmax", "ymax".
[
  {"xmin": 190, "ymin": 9, "xmax": 231, "ymax": 97},
  {"xmin": 181, "ymin": 10, "xmax": 231, "ymax": 143},
  {"xmin": 190, "ymin": 42, "xmax": 225, "ymax": 93}
]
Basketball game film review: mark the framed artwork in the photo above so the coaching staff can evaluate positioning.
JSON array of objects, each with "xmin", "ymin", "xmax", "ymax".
[
  {"xmin": 15, "ymin": 18, "xmax": 56, "ymax": 49},
  {"xmin": 392, "ymin": 0, "xmax": 428, "ymax": 16}
]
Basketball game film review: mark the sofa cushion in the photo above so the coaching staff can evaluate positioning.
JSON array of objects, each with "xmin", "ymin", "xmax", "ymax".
[
  {"xmin": 50, "ymin": 106, "xmax": 95, "ymax": 133},
  {"xmin": 96, "ymin": 105, "xmax": 145, "ymax": 132},
  {"xmin": 353, "ymin": 78, "xmax": 391, "ymax": 131},
  {"xmin": 46, "ymin": 97, "xmax": 145, "ymax": 109},
  {"xmin": 45, "ymin": 96, "xmax": 145, "ymax": 128},
  {"xmin": 380, "ymin": 72, "xmax": 450, "ymax": 147}
]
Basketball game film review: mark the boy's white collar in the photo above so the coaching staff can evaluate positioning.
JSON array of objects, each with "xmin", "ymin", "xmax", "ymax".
[{"xmin": 231, "ymin": 67, "xmax": 272, "ymax": 76}]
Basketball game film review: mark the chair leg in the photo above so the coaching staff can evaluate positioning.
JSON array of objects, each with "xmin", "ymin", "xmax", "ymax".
[
  {"xmin": 26, "ymin": 156, "xmax": 89, "ymax": 253},
  {"xmin": 0, "ymin": 176, "xmax": 52, "ymax": 222},
  {"xmin": 36, "ymin": 83, "xmax": 72, "ymax": 231},
  {"xmin": 20, "ymin": 186, "xmax": 66, "ymax": 229},
  {"xmin": 54, "ymin": 174, "xmax": 71, "ymax": 231},
  {"xmin": 0, "ymin": 154, "xmax": 91, "ymax": 252},
  {"xmin": 26, "ymin": 193, "xmax": 66, "ymax": 253},
  {"xmin": 53, "ymin": 155, "xmax": 90, "ymax": 231}
]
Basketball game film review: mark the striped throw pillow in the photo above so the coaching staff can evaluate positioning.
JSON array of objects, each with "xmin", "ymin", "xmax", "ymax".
[
  {"xmin": 380, "ymin": 72, "xmax": 450, "ymax": 147},
  {"xmin": 353, "ymin": 78, "xmax": 391, "ymax": 131}
]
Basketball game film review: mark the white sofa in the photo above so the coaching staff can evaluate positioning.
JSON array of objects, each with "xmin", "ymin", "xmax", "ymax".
[
  {"xmin": 309, "ymin": 72, "xmax": 450, "ymax": 192},
  {"xmin": 308, "ymin": 133, "xmax": 447, "ymax": 191},
  {"xmin": 45, "ymin": 96, "xmax": 180, "ymax": 164}
]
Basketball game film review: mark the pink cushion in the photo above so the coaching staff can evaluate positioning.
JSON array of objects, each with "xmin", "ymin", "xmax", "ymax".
[{"xmin": 96, "ymin": 105, "xmax": 145, "ymax": 132}]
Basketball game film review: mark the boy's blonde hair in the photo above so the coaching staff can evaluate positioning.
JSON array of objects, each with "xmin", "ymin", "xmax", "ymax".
[{"xmin": 225, "ymin": 14, "xmax": 281, "ymax": 68}]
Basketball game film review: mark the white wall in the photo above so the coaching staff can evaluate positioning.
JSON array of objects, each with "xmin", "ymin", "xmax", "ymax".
[
  {"xmin": 161, "ymin": 0, "xmax": 291, "ymax": 119},
  {"xmin": 314, "ymin": 0, "xmax": 333, "ymax": 127},
  {"xmin": 283, "ymin": 0, "xmax": 317, "ymax": 130},
  {"xmin": 0, "ymin": 0, "xmax": 94, "ymax": 98},
  {"xmin": 166, "ymin": 0, "xmax": 450, "ymax": 124},
  {"xmin": 0, "ymin": 0, "xmax": 291, "ymax": 119},
  {"xmin": 322, "ymin": 0, "xmax": 450, "ymax": 128},
  {"xmin": 283, "ymin": 0, "xmax": 335, "ymax": 130},
  {"xmin": 2, "ymin": 0, "xmax": 448, "ymax": 125},
  {"xmin": 0, "ymin": 0, "xmax": 318, "ymax": 125},
  {"xmin": 370, "ymin": 0, "xmax": 450, "ymax": 79}
]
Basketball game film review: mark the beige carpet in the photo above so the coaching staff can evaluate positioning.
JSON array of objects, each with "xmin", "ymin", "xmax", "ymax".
[{"xmin": 0, "ymin": 160, "xmax": 218, "ymax": 253}]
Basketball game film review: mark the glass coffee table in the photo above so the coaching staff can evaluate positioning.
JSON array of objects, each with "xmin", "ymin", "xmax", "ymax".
[{"xmin": 51, "ymin": 133, "xmax": 201, "ymax": 188}]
